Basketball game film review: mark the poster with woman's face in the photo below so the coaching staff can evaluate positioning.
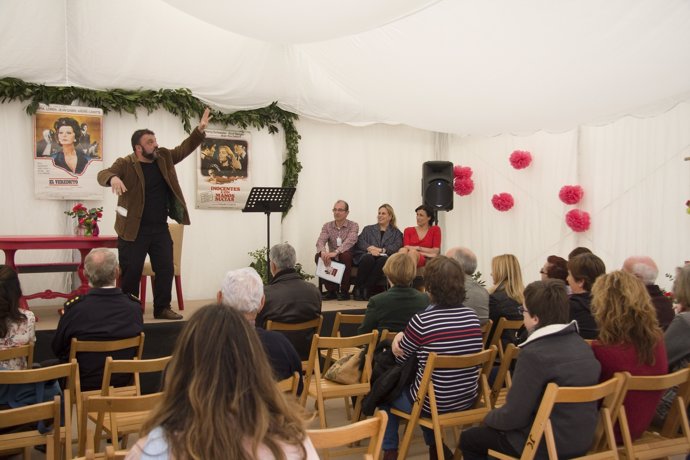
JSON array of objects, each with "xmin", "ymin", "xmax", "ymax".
[{"xmin": 33, "ymin": 104, "xmax": 104, "ymax": 200}]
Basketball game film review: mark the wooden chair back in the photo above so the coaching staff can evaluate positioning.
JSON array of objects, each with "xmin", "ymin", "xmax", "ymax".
[
  {"xmin": 0, "ymin": 361, "xmax": 76, "ymax": 460},
  {"xmin": 392, "ymin": 347, "xmax": 498, "ymax": 460},
  {"xmin": 480, "ymin": 319, "xmax": 493, "ymax": 348},
  {"xmin": 307, "ymin": 410, "xmax": 388, "ymax": 460},
  {"xmin": 276, "ymin": 371, "xmax": 300, "ymax": 397},
  {"xmin": 490, "ymin": 343, "xmax": 521, "ymax": 408},
  {"xmin": 0, "ymin": 396, "xmax": 61, "ymax": 459},
  {"xmin": 266, "ymin": 315, "xmax": 324, "ymax": 333},
  {"xmin": 331, "ymin": 312, "xmax": 365, "ymax": 337},
  {"xmin": 69, "ymin": 333, "xmax": 145, "ymax": 362},
  {"xmin": 488, "ymin": 317, "xmax": 523, "ymax": 359},
  {"xmin": 0, "ymin": 342, "xmax": 34, "ymax": 368},
  {"xmin": 615, "ymin": 366, "xmax": 690, "ymax": 460},
  {"xmin": 488, "ymin": 375, "xmax": 624, "ymax": 460},
  {"xmin": 302, "ymin": 331, "xmax": 379, "ymax": 428},
  {"xmin": 79, "ymin": 393, "xmax": 163, "ymax": 455},
  {"xmin": 100, "ymin": 355, "xmax": 172, "ymax": 396}
]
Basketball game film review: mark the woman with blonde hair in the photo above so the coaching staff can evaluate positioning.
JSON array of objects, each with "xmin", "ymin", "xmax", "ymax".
[
  {"xmin": 128, "ymin": 304, "xmax": 318, "ymax": 460},
  {"xmin": 487, "ymin": 254, "xmax": 525, "ymax": 346},
  {"xmin": 591, "ymin": 270, "xmax": 667, "ymax": 441}
]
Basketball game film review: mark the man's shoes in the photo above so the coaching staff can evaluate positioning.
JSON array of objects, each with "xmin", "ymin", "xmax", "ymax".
[
  {"xmin": 353, "ymin": 286, "xmax": 365, "ymax": 301},
  {"xmin": 337, "ymin": 292, "xmax": 351, "ymax": 301},
  {"xmin": 382, "ymin": 449, "xmax": 398, "ymax": 460},
  {"xmin": 429, "ymin": 443, "xmax": 454, "ymax": 460},
  {"xmin": 322, "ymin": 291, "xmax": 338, "ymax": 301},
  {"xmin": 154, "ymin": 308, "xmax": 183, "ymax": 320}
]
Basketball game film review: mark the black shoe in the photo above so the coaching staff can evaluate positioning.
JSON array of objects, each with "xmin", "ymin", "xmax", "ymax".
[
  {"xmin": 353, "ymin": 286, "xmax": 365, "ymax": 301},
  {"xmin": 154, "ymin": 308, "xmax": 183, "ymax": 320},
  {"xmin": 362, "ymin": 287, "xmax": 370, "ymax": 300},
  {"xmin": 428, "ymin": 443, "xmax": 454, "ymax": 460},
  {"xmin": 337, "ymin": 292, "xmax": 351, "ymax": 301},
  {"xmin": 322, "ymin": 291, "xmax": 338, "ymax": 300}
]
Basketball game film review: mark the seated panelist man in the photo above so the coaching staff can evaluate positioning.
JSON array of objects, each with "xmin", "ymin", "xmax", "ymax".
[{"xmin": 52, "ymin": 248, "xmax": 144, "ymax": 391}]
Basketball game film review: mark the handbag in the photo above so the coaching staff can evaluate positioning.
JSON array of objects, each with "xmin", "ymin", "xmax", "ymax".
[{"xmin": 323, "ymin": 348, "xmax": 366, "ymax": 385}]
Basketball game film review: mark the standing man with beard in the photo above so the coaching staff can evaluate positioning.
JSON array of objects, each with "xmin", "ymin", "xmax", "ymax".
[{"xmin": 97, "ymin": 108, "xmax": 211, "ymax": 320}]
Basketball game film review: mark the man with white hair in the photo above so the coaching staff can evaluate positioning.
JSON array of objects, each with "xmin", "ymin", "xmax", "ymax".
[
  {"xmin": 217, "ymin": 267, "xmax": 303, "ymax": 393},
  {"xmin": 622, "ymin": 255, "xmax": 675, "ymax": 330},
  {"xmin": 446, "ymin": 246, "xmax": 489, "ymax": 324}
]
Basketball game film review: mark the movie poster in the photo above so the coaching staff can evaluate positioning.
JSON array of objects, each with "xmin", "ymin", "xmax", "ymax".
[
  {"xmin": 33, "ymin": 104, "xmax": 104, "ymax": 200},
  {"xmin": 195, "ymin": 129, "xmax": 251, "ymax": 209}
]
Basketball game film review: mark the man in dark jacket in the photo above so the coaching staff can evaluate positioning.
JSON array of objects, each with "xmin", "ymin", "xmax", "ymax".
[
  {"xmin": 52, "ymin": 249, "xmax": 143, "ymax": 391},
  {"xmin": 460, "ymin": 279, "xmax": 601, "ymax": 459},
  {"xmin": 256, "ymin": 243, "xmax": 322, "ymax": 359}
]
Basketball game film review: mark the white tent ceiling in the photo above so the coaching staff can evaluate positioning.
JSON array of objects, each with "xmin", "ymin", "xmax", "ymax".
[{"xmin": 2, "ymin": 0, "xmax": 690, "ymax": 136}]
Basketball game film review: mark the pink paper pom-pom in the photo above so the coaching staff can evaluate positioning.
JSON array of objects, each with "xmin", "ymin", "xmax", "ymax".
[
  {"xmin": 453, "ymin": 165, "xmax": 473, "ymax": 180},
  {"xmin": 454, "ymin": 178, "xmax": 474, "ymax": 196},
  {"xmin": 559, "ymin": 185, "xmax": 584, "ymax": 205},
  {"xmin": 565, "ymin": 209, "xmax": 591, "ymax": 232},
  {"xmin": 491, "ymin": 193, "xmax": 514, "ymax": 211},
  {"xmin": 509, "ymin": 150, "xmax": 532, "ymax": 169}
]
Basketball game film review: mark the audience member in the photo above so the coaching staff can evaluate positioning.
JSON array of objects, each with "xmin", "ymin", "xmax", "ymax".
[
  {"xmin": 567, "ymin": 253, "xmax": 605, "ymax": 339},
  {"xmin": 259, "ymin": 243, "xmax": 322, "ymax": 360},
  {"xmin": 357, "ymin": 253, "xmax": 428, "ymax": 335},
  {"xmin": 487, "ymin": 254, "xmax": 524, "ymax": 346},
  {"xmin": 0, "ymin": 265, "xmax": 35, "ymax": 371},
  {"xmin": 382, "ymin": 256, "xmax": 482, "ymax": 459},
  {"xmin": 352, "ymin": 203, "xmax": 403, "ymax": 301},
  {"xmin": 217, "ymin": 267, "xmax": 303, "ymax": 394},
  {"xmin": 398, "ymin": 204, "xmax": 441, "ymax": 268},
  {"xmin": 315, "ymin": 200, "xmax": 359, "ymax": 300},
  {"xmin": 52, "ymin": 249, "xmax": 143, "ymax": 391},
  {"xmin": 540, "ymin": 255, "xmax": 568, "ymax": 283},
  {"xmin": 568, "ymin": 246, "xmax": 592, "ymax": 260},
  {"xmin": 622, "ymin": 255, "xmax": 675, "ymax": 330},
  {"xmin": 460, "ymin": 279, "xmax": 600, "ymax": 459},
  {"xmin": 129, "ymin": 304, "xmax": 318, "ymax": 460},
  {"xmin": 591, "ymin": 270, "xmax": 667, "ymax": 441},
  {"xmin": 446, "ymin": 246, "xmax": 489, "ymax": 324}
]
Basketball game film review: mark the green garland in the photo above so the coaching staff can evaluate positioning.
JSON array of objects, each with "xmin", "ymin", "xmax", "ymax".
[{"xmin": 0, "ymin": 77, "xmax": 302, "ymax": 214}]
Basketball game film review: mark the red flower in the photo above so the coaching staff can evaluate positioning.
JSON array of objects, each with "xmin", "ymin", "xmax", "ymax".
[
  {"xmin": 565, "ymin": 209, "xmax": 591, "ymax": 232},
  {"xmin": 453, "ymin": 165, "xmax": 473, "ymax": 180},
  {"xmin": 78, "ymin": 217, "xmax": 85, "ymax": 225},
  {"xmin": 559, "ymin": 185, "xmax": 584, "ymax": 205},
  {"xmin": 491, "ymin": 193, "xmax": 514, "ymax": 211},
  {"xmin": 664, "ymin": 292, "xmax": 674, "ymax": 298},
  {"xmin": 509, "ymin": 150, "xmax": 532, "ymax": 169},
  {"xmin": 454, "ymin": 178, "xmax": 474, "ymax": 196},
  {"xmin": 96, "ymin": 212, "xmax": 103, "ymax": 218}
]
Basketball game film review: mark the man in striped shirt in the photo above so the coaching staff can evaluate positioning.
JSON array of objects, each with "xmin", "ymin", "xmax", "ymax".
[{"xmin": 381, "ymin": 256, "xmax": 484, "ymax": 460}]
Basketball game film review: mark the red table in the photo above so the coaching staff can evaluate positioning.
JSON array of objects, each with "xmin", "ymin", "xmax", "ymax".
[{"xmin": 0, "ymin": 235, "xmax": 118, "ymax": 307}]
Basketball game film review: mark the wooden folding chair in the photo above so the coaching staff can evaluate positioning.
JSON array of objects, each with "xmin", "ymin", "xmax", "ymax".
[
  {"xmin": 0, "ymin": 342, "xmax": 34, "ymax": 368},
  {"xmin": 615, "ymin": 366, "xmax": 690, "ymax": 459},
  {"xmin": 79, "ymin": 355, "xmax": 171, "ymax": 455},
  {"xmin": 277, "ymin": 371, "xmax": 301, "ymax": 397},
  {"xmin": 0, "ymin": 361, "xmax": 76, "ymax": 460},
  {"xmin": 490, "ymin": 343, "xmax": 521, "ymax": 408},
  {"xmin": 79, "ymin": 393, "xmax": 163, "ymax": 456},
  {"xmin": 266, "ymin": 315, "xmax": 323, "ymax": 370},
  {"xmin": 302, "ymin": 331, "xmax": 379, "ymax": 428},
  {"xmin": 488, "ymin": 317, "xmax": 523, "ymax": 360},
  {"xmin": 0, "ymin": 396, "xmax": 61, "ymax": 460},
  {"xmin": 321, "ymin": 313, "xmax": 366, "ymax": 367},
  {"xmin": 307, "ymin": 410, "xmax": 388, "ymax": 460},
  {"xmin": 75, "ymin": 442, "xmax": 129, "ymax": 460},
  {"xmin": 488, "ymin": 375, "xmax": 624, "ymax": 460},
  {"xmin": 480, "ymin": 319, "xmax": 493, "ymax": 348},
  {"xmin": 392, "ymin": 347, "xmax": 497, "ymax": 460}
]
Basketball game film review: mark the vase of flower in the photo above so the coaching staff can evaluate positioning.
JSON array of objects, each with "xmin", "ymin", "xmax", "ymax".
[{"xmin": 66, "ymin": 203, "xmax": 103, "ymax": 237}]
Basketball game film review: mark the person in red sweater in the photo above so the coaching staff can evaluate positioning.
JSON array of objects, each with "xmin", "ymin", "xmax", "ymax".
[{"xmin": 590, "ymin": 270, "xmax": 668, "ymax": 442}]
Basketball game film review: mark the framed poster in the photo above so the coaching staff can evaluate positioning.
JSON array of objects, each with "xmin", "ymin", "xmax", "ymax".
[
  {"xmin": 195, "ymin": 129, "xmax": 252, "ymax": 209},
  {"xmin": 33, "ymin": 104, "xmax": 104, "ymax": 200}
]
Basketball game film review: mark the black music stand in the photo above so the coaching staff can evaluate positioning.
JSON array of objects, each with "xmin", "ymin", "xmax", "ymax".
[{"xmin": 242, "ymin": 187, "xmax": 296, "ymax": 282}]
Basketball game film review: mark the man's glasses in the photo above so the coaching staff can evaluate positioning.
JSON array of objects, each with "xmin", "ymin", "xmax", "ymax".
[
  {"xmin": 332, "ymin": 208, "xmax": 347, "ymax": 212},
  {"xmin": 518, "ymin": 305, "xmax": 529, "ymax": 315}
]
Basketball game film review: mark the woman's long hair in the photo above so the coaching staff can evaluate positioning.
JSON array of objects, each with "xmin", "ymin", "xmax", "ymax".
[
  {"xmin": 0, "ymin": 265, "xmax": 26, "ymax": 338},
  {"xmin": 489, "ymin": 254, "xmax": 525, "ymax": 304},
  {"xmin": 591, "ymin": 271, "xmax": 662, "ymax": 366},
  {"xmin": 141, "ymin": 304, "xmax": 309, "ymax": 460}
]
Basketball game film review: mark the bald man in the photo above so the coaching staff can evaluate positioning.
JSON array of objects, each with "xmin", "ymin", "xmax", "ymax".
[
  {"xmin": 622, "ymin": 255, "xmax": 674, "ymax": 330},
  {"xmin": 446, "ymin": 246, "xmax": 489, "ymax": 324}
]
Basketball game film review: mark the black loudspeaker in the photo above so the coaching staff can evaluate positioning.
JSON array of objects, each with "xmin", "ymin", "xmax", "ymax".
[{"xmin": 422, "ymin": 161, "xmax": 454, "ymax": 211}]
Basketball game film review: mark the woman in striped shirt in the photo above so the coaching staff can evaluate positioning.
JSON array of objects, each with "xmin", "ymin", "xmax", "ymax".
[{"xmin": 381, "ymin": 256, "xmax": 484, "ymax": 460}]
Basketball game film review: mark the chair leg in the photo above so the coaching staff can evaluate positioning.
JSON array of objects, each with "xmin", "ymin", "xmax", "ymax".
[
  {"xmin": 344, "ymin": 396, "xmax": 352, "ymax": 420},
  {"xmin": 397, "ymin": 417, "xmax": 417, "ymax": 460},
  {"xmin": 174, "ymin": 275, "xmax": 184, "ymax": 311},
  {"xmin": 139, "ymin": 276, "xmax": 147, "ymax": 313},
  {"xmin": 317, "ymin": 394, "xmax": 328, "ymax": 428}
]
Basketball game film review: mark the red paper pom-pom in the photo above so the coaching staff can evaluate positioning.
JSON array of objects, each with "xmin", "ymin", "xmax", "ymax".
[
  {"xmin": 559, "ymin": 185, "xmax": 584, "ymax": 205},
  {"xmin": 454, "ymin": 178, "xmax": 474, "ymax": 196},
  {"xmin": 509, "ymin": 150, "xmax": 532, "ymax": 169},
  {"xmin": 453, "ymin": 165, "xmax": 473, "ymax": 180},
  {"xmin": 565, "ymin": 209, "xmax": 591, "ymax": 232},
  {"xmin": 491, "ymin": 193, "xmax": 514, "ymax": 211}
]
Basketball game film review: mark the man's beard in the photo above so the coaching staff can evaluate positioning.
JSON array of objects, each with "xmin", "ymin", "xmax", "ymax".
[{"xmin": 142, "ymin": 149, "xmax": 158, "ymax": 161}]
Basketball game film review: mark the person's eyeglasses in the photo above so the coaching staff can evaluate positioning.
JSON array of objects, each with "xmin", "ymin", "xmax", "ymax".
[
  {"xmin": 332, "ymin": 208, "xmax": 347, "ymax": 212},
  {"xmin": 518, "ymin": 305, "xmax": 529, "ymax": 315}
]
